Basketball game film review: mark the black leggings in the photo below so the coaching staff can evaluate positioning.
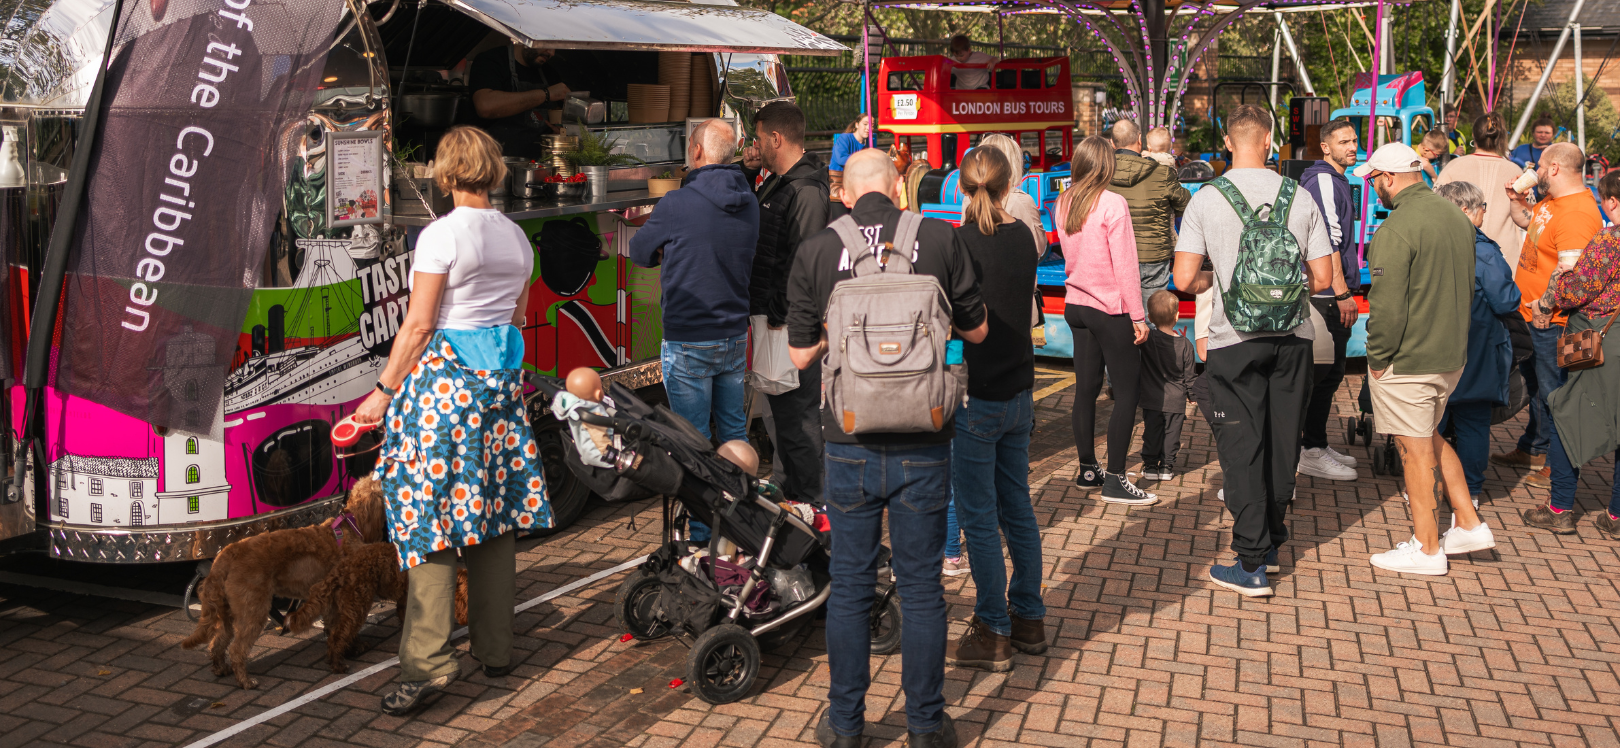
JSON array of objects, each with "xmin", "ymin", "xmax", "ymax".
[{"xmin": 1066, "ymin": 303, "xmax": 1142, "ymax": 473}]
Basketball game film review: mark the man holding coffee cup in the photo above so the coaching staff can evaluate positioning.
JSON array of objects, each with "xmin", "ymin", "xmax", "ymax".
[{"xmin": 1494, "ymin": 142, "xmax": 1603, "ymax": 495}]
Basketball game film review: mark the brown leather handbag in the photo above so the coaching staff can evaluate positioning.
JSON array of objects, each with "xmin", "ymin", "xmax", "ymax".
[{"xmin": 1556, "ymin": 312, "xmax": 1619, "ymax": 371}]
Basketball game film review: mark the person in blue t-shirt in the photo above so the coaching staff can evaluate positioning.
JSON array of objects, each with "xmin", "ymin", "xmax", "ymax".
[
  {"xmin": 1510, "ymin": 117, "xmax": 1557, "ymax": 169},
  {"xmin": 828, "ymin": 114, "xmax": 870, "ymax": 201}
]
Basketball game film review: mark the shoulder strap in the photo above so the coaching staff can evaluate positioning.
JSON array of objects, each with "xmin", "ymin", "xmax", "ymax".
[
  {"xmin": 1207, "ymin": 176, "xmax": 1256, "ymax": 224},
  {"xmin": 1601, "ymin": 310, "xmax": 1619, "ymax": 337},
  {"xmin": 1273, "ymin": 178, "xmax": 1298, "ymax": 223},
  {"xmin": 828, "ymin": 215, "xmax": 865, "ymax": 257}
]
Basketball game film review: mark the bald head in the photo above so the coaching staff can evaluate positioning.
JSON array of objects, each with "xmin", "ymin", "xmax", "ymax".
[
  {"xmin": 1541, "ymin": 142, "xmax": 1586, "ymax": 196},
  {"xmin": 841, "ymin": 148, "xmax": 901, "ymax": 208},
  {"xmin": 1110, "ymin": 118, "xmax": 1142, "ymax": 151},
  {"xmin": 690, "ymin": 119, "xmax": 738, "ymax": 168}
]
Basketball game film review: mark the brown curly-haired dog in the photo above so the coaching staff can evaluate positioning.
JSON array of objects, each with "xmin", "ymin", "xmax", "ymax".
[
  {"xmin": 180, "ymin": 476, "xmax": 386, "ymax": 689},
  {"xmin": 286, "ymin": 544, "xmax": 470, "ymax": 673}
]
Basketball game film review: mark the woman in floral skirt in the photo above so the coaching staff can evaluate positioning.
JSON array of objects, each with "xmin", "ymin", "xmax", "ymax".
[{"xmin": 353, "ymin": 126, "xmax": 551, "ymax": 714}]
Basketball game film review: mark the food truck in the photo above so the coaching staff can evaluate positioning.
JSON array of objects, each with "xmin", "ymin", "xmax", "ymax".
[{"xmin": 0, "ymin": 0, "xmax": 841, "ymax": 562}]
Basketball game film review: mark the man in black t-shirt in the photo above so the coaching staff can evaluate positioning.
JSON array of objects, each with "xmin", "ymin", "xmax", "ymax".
[
  {"xmin": 786, "ymin": 149, "xmax": 986, "ymax": 748},
  {"xmin": 468, "ymin": 43, "xmax": 571, "ymax": 156}
]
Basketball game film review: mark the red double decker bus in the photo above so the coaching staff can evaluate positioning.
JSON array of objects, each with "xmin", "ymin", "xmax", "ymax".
[{"xmin": 877, "ymin": 55, "xmax": 1074, "ymax": 170}]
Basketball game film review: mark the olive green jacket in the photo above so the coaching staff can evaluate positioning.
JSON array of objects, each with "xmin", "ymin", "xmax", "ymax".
[
  {"xmin": 1107, "ymin": 150, "xmax": 1191, "ymax": 264},
  {"xmin": 1364, "ymin": 182, "xmax": 1476, "ymax": 374}
]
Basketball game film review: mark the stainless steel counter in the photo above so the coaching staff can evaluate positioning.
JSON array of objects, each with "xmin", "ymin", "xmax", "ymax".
[{"xmin": 391, "ymin": 190, "xmax": 662, "ymax": 226}]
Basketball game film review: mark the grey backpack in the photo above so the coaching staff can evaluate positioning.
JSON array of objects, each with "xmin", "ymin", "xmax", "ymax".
[{"xmin": 823, "ymin": 212, "xmax": 963, "ymax": 434}]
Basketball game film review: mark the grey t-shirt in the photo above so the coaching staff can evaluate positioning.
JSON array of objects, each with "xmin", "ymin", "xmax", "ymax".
[{"xmin": 1174, "ymin": 168, "xmax": 1333, "ymax": 351}]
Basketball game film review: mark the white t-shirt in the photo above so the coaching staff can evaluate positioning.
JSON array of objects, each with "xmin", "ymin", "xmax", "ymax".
[
  {"xmin": 411, "ymin": 207, "xmax": 534, "ymax": 330},
  {"xmin": 1174, "ymin": 169, "xmax": 1332, "ymax": 351},
  {"xmin": 950, "ymin": 51, "xmax": 995, "ymax": 90}
]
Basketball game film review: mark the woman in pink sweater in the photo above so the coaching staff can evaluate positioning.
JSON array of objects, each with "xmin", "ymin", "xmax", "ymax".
[{"xmin": 1060, "ymin": 135, "xmax": 1155, "ymax": 505}]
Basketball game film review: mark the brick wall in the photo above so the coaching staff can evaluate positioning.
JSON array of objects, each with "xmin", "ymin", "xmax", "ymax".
[{"xmin": 1506, "ymin": 38, "xmax": 1620, "ymax": 103}]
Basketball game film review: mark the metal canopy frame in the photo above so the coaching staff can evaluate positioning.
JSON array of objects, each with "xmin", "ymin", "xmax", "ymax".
[
  {"xmin": 870, "ymin": 0, "xmax": 1415, "ymax": 128},
  {"xmin": 446, "ymin": 0, "xmax": 848, "ymax": 55}
]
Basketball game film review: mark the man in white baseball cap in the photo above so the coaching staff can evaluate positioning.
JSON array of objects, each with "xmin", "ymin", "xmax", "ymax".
[{"xmin": 1357, "ymin": 141, "xmax": 1495, "ymax": 576}]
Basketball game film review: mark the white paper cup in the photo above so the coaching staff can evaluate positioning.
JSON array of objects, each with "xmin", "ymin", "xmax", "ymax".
[{"xmin": 1558, "ymin": 249, "xmax": 1581, "ymax": 268}]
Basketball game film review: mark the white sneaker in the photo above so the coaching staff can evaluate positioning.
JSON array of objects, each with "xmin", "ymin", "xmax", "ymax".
[
  {"xmin": 1325, "ymin": 446, "xmax": 1358, "ymax": 467},
  {"xmin": 1298, "ymin": 448, "xmax": 1358, "ymax": 481},
  {"xmin": 1369, "ymin": 537, "xmax": 1449, "ymax": 575},
  {"xmin": 1440, "ymin": 521, "xmax": 1495, "ymax": 555}
]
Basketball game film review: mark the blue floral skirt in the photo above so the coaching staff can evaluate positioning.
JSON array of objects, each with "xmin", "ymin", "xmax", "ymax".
[{"xmin": 374, "ymin": 328, "xmax": 553, "ymax": 569}]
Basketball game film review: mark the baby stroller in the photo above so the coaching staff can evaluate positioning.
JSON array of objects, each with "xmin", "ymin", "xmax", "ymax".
[{"xmin": 527, "ymin": 373, "xmax": 902, "ymax": 704}]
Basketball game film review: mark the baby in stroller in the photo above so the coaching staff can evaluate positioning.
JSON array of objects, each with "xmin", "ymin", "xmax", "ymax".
[{"xmin": 531, "ymin": 370, "xmax": 899, "ymax": 705}]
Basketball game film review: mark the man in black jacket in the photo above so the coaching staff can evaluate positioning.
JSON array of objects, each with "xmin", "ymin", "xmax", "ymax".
[
  {"xmin": 787, "ymin": 149, "xmax": 987, "ymax": 748},
  {"xmin": 741, "ymin": 102, "xmax": 830, "ymax": 505}
]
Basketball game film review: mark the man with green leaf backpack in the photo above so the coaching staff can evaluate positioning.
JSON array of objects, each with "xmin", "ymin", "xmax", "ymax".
[{"xmin": 1172, "ymin": 105, "xmax": 1337, "ymax": 598}]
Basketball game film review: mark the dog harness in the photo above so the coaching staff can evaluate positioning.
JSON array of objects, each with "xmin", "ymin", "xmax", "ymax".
[{"xmin": 331, "ymin": 512, "xmax": 365, "ymax": 547}]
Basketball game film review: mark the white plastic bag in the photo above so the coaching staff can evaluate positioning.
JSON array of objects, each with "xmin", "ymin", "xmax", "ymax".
[{"xmin": 746, "ymin": 314, "xmax": 799, "ymax": 395}]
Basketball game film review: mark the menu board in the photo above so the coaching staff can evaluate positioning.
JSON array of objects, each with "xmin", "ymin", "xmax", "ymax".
[{"xmin": 327, "ymin": 130, "xmax": 384, "ymax": 228}]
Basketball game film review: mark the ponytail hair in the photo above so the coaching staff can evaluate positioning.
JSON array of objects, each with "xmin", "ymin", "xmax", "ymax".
[
  {"xmin": 959, "ymin": 147, "xmax": 1011, "ymax": 234},
  {"xmin": 1062, "ymin": 135, "xmax": 1116, "ymax": 235},
  {"xmin": 1472, "ymin": 112, "xmax": 1509, "ymax": 155}
]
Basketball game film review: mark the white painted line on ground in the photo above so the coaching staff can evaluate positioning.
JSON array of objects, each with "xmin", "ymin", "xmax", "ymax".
[{"xmin": 181, "ymin": 554, "xmax": 648, "ymax": 748}]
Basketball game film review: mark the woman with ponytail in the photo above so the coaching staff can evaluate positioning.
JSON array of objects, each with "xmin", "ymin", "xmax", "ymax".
[
  {"xmin": 1436, "ymin": 112, "xmax": 1529, "ymax": 266},
  {"xmin": 942, "ymin": 146, "xmax": 1048, "ymax": 670},
  {"xmin": 1058, "ymin": 135, "xmax": 1156, "ymax": 505}
]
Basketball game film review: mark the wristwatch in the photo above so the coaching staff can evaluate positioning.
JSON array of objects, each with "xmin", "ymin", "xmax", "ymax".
[
  {"xmin": 1333, "ymin": 291, "xmax": 1354, "ymax": 302},
  {"xmin": 375, "ymin": 381, "xmax": 397, "ymax": 397}
]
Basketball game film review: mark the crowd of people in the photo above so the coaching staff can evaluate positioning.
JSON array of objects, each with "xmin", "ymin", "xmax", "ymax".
[{"xmin": 359, "ymin": 98, "xmax": 1620, "ymax": 743}]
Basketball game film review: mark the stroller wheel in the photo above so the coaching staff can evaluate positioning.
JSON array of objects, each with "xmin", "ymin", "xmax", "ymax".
[
  {"xmin": 686, "ymin": 624, "xmax": 761, "ymax": 705},
  {"xmin": 614, "ymin": 570, "xmax": 671, "ymax": 641},
  {"xmin": 1343, "ymin": 416, "xmax": 1358, "ymax": 446},
  {"xmin": 869, "ymin": 586, "xmax": 903, "ymax": 655}
]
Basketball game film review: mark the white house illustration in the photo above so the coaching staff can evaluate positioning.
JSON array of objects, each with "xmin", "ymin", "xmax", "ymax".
[
  {"xmin": 153, "ymin": 430, "xmax": 232, "ymax": 524},
  {"xmin": 48, "ymin": 454, "xmax": 159, "ymax": 527}
]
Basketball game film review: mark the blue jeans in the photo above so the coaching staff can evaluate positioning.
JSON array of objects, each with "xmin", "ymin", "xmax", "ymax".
[
  {"xmin": 1139, "ymin": 259, "xmax": 1171, "ymax": 313},
  {"xmin": 661, "ymin": 335, "xmax": 749, "ymax": 442},
  {"xmin": 1442, "ymin": 401, "xmax": 1493, "ymax": 495},
  {"xmin": 1548, "ymin": 424, "xmax": 1620, "ymax": 512},
  {"xmin": 823, "ymin": 441, "xmax": 950, "ymax": 736},
  {"xmin": 951, "ymin": 391, "xmax": 1044, "ymax": 637},
  {"xmin": 663, "ymin": 334, "xmax": 748, "ymax": 543},
  {"xmin": 944, "ymin": 500, "xmax": 961, "ymax": 558},
  {"xmin": 1516, "ymin": 324, "xmax": 1567, "ymax": 456}
]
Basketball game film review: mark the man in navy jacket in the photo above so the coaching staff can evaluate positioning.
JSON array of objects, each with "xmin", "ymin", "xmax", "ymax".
[
  {"xmin": 1297, "ymin": 118, "xmax": 1363, "ymax": 481},
  {"xmin": 629, "ymin": 119, "xmax": 759, "ymax": 485}
]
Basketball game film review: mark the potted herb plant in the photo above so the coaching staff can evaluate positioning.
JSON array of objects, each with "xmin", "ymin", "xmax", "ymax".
[
  {"xmin": 565, "ymin": 126, "xmax": 640, "ymax": 200},
  {"xmin": 647, "ymin": 169, "xmax": 682, "ymax": 198}
]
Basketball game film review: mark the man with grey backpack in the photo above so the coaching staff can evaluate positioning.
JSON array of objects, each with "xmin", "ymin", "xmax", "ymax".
[
  {"xmin": 787, "ymin": 149, "xmax": 987, "ymax": 748},
  {"xmin": 1172, "ymin": 105, "xmax": 1337, "ymax": 598}
]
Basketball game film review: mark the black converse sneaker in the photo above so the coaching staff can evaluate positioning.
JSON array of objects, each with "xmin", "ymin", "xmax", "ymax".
[
  {"xmin": 1101, "ymin": 471, "xmax": 1157, "ymax": 505},
  {"xmin": 1075, "ymin": 463, "xmax": 1104, "ymax": 488}
]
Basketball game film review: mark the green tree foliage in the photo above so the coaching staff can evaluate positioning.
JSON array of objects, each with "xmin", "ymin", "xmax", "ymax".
[{"xmin": 1530, "ymin": 75, "xmax": 1620, "ymax": 161}]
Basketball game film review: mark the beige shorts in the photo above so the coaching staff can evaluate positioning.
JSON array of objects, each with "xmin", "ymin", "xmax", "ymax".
[
  {"xmin": 1307, "ymin": 302, "xmax": 1334, "ymax": 365},
  {"xmin": 1367, "ymin": 366, "xmax": 1465, "ymax": 438}
]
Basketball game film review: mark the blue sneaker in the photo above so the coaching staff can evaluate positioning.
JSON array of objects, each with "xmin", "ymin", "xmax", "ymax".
[
  {"xmin": 1208, "ymin": 561, "xmax": 1273, "ymax": 597},
  {"xmin": 1231, "ymin": 548, "xmax": 1281, "ymax": 573}
]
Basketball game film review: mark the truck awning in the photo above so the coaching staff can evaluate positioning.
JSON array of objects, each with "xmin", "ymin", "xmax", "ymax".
[{"xmin": 446, "ymin": 0, "xmax": 847, "ymax": 56}]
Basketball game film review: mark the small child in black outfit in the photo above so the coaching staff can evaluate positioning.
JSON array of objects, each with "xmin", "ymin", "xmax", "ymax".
[{"xmin": 1139, "ymin": 290, "xmax": 1198, "ymax": 481}]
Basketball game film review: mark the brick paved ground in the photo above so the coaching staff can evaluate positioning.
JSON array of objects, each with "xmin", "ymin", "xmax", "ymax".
[{"xmin": 3, "ymin": 368, "xmax": 1620, "ymax": 748}]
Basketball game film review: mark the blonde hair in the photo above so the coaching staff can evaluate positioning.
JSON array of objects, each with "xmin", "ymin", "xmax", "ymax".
[
  {"xmin": 959, "ymin": 147, "xmax": 1010, "ymax": 235},
  {"xmin": 1147, "ymin": 290, "xmax": 1179, "ymax": 328},
  {"xmin": 1144, "ymin": 127, "xmax": 1171, "ymax": 153},
  {"xmin": 434, "ymin": 126, "xmax": 506, "ymax": 195},
  {"xmin": 976, "ymin": 132, "xmax": 1025, "ymax": 188},
  {"xmin": 1061, "ymin": 135, "xmax": 1116, "ymax": 235},
  {"xmin": 1421, "ymin": 128, "xmax": 1449, "ymax": 155}
]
